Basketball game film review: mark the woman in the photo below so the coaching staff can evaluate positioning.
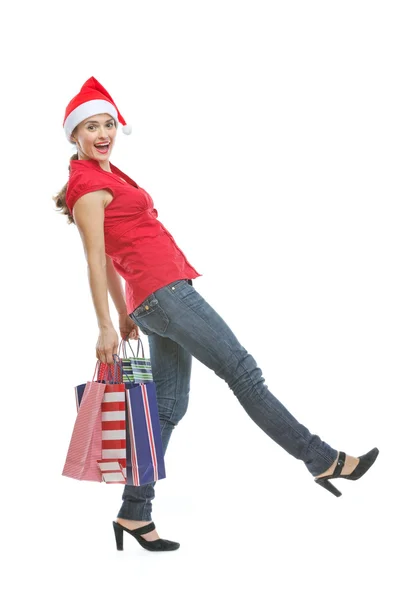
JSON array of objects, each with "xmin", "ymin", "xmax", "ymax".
[{"xmin": 54, "ymin": 77, "xmax": 379, "ymax": 553}]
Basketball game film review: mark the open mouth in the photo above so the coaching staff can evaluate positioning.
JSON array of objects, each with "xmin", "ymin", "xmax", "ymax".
[{"xmin": 94, "ymin": 143, "xmax": 110, "ymax": 154}]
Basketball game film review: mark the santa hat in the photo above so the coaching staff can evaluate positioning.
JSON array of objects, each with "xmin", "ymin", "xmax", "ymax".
[{"xmin": 63, "ymin": 76, "xmax": 132, "ymax": 142}]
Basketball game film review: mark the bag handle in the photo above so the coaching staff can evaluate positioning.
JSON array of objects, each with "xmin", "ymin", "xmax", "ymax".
[
  {"xmin": 112, "ymin": 354, "xmax": 135, "ymax": 384},
  {"xmin": 91, "ymin": 356, "xmax": 121, "ymax": 383},
  {"xmin": 118, "ymin": 337, "xmax": 132, "ymax": 358},
  {"xmin": 118, "ymin": 337, "xmax": 145, "ymax": 359}
]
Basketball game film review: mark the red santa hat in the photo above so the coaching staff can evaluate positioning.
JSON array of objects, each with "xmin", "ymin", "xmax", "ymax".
[{"xmin": 63, "ymin": 76, "xmax": 132, "ymax": 142}]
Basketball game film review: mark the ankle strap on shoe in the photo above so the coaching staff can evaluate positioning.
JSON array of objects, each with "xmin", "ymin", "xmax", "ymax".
[
  {"xmin": 132, "ymin": 521, "xmax": 155, "ymax": 535},
  {"xmin": 332, "ymin": 451, "xmax": 346, "ymax": 478}
]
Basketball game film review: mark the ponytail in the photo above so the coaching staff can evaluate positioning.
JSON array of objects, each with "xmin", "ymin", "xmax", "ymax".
[{"xmin": 52, "ymin": 151, "xmax": 79, "ymax": 225}]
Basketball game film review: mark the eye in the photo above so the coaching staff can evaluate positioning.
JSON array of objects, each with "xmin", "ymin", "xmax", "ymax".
[{"xmin": 87, "ymin": 122, "xmax": 114, "ymax": 131}]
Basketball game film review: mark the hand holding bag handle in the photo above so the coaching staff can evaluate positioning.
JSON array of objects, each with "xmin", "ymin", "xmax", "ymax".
[
  {"xmin": 76, "ymin": 356, "xmax": 121, "ymax": 412},
  {"xmin": 99, "ymin": 338, "xmax": 147, "ymax": 384},
  {"xmin": 97, "ymin": 344, "xmax": 131, "ymax": 384},
  {"xmin": 95, "ymin": 356, "xmax": 121, "ymax": 384}
]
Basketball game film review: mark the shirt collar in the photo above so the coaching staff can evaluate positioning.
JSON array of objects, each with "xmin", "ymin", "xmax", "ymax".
[{"xmin": 70, "ymin": 158, "xmax": 138, "ymax": 187}]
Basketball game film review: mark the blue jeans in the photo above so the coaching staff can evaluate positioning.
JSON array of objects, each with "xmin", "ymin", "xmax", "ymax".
[{"xmin": 116, "ymin": 279, "xmax": 338, "ymax": 521}]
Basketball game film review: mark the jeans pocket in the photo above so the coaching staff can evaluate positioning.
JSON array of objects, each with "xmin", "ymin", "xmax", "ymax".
[
  {"xmin": 131, "ymin": 294, "xmax": 170, "ymax": 334},
  {"xmin": 132, "ymin": 294, "xmax": 158, "ymax": 318},
  {"xmin": 168, "ymin": 279, "xmax": 195, "ymax": 302}
]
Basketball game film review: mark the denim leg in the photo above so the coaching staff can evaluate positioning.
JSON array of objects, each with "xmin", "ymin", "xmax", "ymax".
[
  {"xmin": 116, "ymin": 331, "xmax": 192, "ymax": 521},
  {"xmin": 130, "ymin": 279, "xmax": 338, "ymax": 477}
]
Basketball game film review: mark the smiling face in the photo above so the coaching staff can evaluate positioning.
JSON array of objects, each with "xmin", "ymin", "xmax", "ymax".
[{"xmin": 70, "ymin": 113, "xmax": 117, "ymax": 164}]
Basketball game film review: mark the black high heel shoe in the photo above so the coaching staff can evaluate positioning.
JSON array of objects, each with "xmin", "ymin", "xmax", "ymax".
[
  {"xmin": 112, "ymin": 520, "xmax": 180, "ymax": 552},
  {"xmin": 314, "ymin": 447, "xmax": 379, "ymax": 497}
]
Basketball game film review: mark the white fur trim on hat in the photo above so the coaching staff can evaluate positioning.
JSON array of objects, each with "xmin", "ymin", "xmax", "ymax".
[
  {"xmin": 64, "ymin": 99, "xmax": 118, "ymax": 142},
  {"xmin": 122, "ymin": 124, "xmax": 132, "ymax": 135}
]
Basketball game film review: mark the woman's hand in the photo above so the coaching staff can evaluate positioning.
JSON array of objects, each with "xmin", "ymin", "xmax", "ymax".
[
  {"xmin": 118, "ymin": 312, "xmax": 140, "ymax": 342},
  {"xmin": 96, "ymin": 325, "xmax": 120, "ymax": 365}
]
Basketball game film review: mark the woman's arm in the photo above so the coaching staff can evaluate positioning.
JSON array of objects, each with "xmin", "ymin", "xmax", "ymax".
[
  {"xmin": 106, "ymin": 257, "xmax": 140, "ymax": 342},
  {"xmin": 73, "ymin": 190, "xmax": 119, "ymax": 364},
  {"xmin": 106, "ymin": 255, "xmax": 128, "ymax": 316},
  {"xmin": 73, "ymin": 191, "xmax": 113, "ymax": 328}
]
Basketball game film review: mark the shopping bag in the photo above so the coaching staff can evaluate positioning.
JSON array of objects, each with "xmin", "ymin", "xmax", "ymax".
[
  {"xmin": 62, "ymin": 359, "xmax": 123, "ymax": 482},
  {"xmin": 120, "ymin": 337, "xmax": 153, "ymax": 384},
  {"xmin": 115, "ymin": 356, "xmax": 167, "ymax": 486},
  {"xmin": 98, "ymin": 338, "xmax": 153, "ymax": 384},
  {"xmin": 74, "ymin": 360, "xmax": 121, "ymax": 410},
  {"xmin": 97, "ymin": 346, "xmax": 123, "ymax": 384},
  {"xmin": 96, "ymin": 370, "xmax": 127, "ymax": 484}
]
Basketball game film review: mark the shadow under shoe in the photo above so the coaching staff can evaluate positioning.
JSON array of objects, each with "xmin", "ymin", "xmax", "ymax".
[
  {"xmin": 112, "ymin": 520, "xmax": 180, "ymax": 552},
  {"xmin": 314, "ymin": 447, "xmax": 379, "ymax": 497}
]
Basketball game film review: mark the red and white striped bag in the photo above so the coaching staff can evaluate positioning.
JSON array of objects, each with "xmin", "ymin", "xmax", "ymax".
[{"xmin": 96, "ymin": 382, "xmax": 127, "ymax": 484}]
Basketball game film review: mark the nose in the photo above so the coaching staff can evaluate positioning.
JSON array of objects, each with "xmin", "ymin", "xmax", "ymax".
[{"xmin": 98, "ymin": 124, "xmax": 110, "ymax": 138}]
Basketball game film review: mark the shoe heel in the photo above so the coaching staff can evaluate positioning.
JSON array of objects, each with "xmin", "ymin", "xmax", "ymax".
[
  {"xmin": 315, "ymin": 477, "xmax": 342, "ymax": 497},
  {"xmin": 113, "ymin": 521, "xmax": 124, "ymax": 550}
]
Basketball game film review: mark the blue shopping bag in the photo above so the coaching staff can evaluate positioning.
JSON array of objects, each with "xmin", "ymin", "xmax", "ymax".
[{"xmin": 113, "ymin": 354, "xmax": 166, "ymax": 486}]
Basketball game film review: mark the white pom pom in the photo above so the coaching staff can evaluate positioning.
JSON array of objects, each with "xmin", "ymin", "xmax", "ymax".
[{"xmin": 122, "ymin": 123, "xmax": 132, "ymax": 135}]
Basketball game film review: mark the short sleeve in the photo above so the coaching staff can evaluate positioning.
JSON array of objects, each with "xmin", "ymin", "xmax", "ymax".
[{"xmin": 66, "ymin": 172, "xmax": 113, "ymax": 213}]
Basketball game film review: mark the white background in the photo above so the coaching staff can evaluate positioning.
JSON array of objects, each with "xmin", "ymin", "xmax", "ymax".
[{"xmin": 1, "ymin": 1, "xmax": 399, "ymax": 598}]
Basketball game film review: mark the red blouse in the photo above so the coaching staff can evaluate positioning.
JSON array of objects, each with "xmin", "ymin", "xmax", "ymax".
[{"xmin": 65, "ymin": 158, "xmax": 202, "ymax": 314}]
